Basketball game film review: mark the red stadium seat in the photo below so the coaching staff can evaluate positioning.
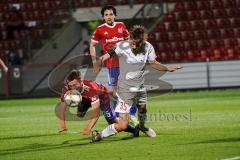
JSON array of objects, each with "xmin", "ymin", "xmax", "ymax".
[
  {"xmin": 224, "ymin": 48, "xmax": 236, "ymax": 59},
  {"xmin": 186, "ymin": 1, "xmax": 198, "ymax": 10},
  {"xmin": 36, "ymin": 2, "xmax": 45, "ymax": 10},
  {"xmin": 213, "ymin": 39, "xmax": 225, "ymax": 48},
  {"xmin": 222, "ymin": 29, "xmax": 235, "ymax": 38},
  {"xmin": 3, "ymin": 41, "xmax": 10, "ymax": 50},
  {"xmin": 13, "ymin": 31, "xmax": 21, "ymax": 40},
  {"xmin": 178, "ymin": 21, "xmax": 192, "ymax": 31},
  {"xmin": 24, "ymin": 2, "xmax": 34, "ymax": 11},
  {"xmin": 211, "ymin": 49, "xmax": 222, "ymax": 61},
  {"xmin": 199, "ymin": 40, "xmax": 212, "ymax": 49},
  {"xmin": 224, "ymin": 0, "xmax": 237, "ymax": 8},
  {"xmin": 235, "ymin": 28, "xmax": 240, "ymax": 37},
  {"xmin": 215, "ymin": 9, "xmax": 228, "ymax": 18},
  {"xmin": 227, "ymin": 8, "xmax": 240, "ymax": 17},
  {"xmin": 195, "ymin": 30, "xmax": 209, "ymax": 40},
  {"xmin": 173, "ymin": 41, "xmax": 185, "ymax": 51},
  {"xmin": 189, "ymin": 11, "xmax": 201, "ymax": 20},
  {"xmin": 183, "ymin": 31, "xmax": 195, "ymax": 41},
  {"xmin": 175, "ymin": 2, "xmax": 185, "ymax": 11},
  {"xmin": 173, "ymin": 51, "xmax": 182, "ymax": 62},
  {"xmin": 167, "ymin": 22, "xmax": 179, "ymax": 31},
  {"xmin": 186, "ymin": 41, "xmax": 199, "ymax": 50},
  {"xmin": 158, "ymin": 52, "xmax": 172, "ymax": 62},
  {"xmin": 148, "ymin": 33, "xmax": 157, "ymax": 42},
  {"xmin": 219, "ymin": 18, "xmax": 231, "ymax": 28},
  {"xmin": 169, "ymin": 32, "xmax": 182, "ymax": 41},
  {"xmin": 211, "ymin": 0, "xmax": 224, "ymax": 9},
  {"xmin": 198, "ymin": 1, "xmax": 211, "ymax": 10},
  {"xmin": 201, "ymin": 10, "xmax": 214, "ymax": 19},
  {"xmin": 198, "ymin": 50, "xmax": 208, "ymax": 61},
  {"xmin": 226, "ymin": 38, "xmax": 238, "ymax": 47},
  {"xmin": 9, "ymin": 41, "xmax": 17, "ymax": 50},
  {"xmin": 158, "ymin": 33, "xmax": 169, "ymax": 42},
  {"xmin": 159, "ymin": 43, "xmax": 173, "ymax": 52},
  {"xmin": 206, "ymin": 19, "xmax": 218, "ymax": 29},
  {"xmin": 185, "ymin": 50, "xmax": 195, "ymax": 61},
  {"xmin": 176, "ymin": 11, "xmax": 189, "ymax": 21},
  {"xmin": 154, "ymin": 23, "xmax": 166, "ymax": 32},
  {"xmin": 3, "ymin": 13, "xmax": 10, "ymax": 21},
  {"xmin": 0, "ymin": 42, "xmax": 3, "ymax": 50},
  {"xmin": 192, "ymin": 20, "xmax": 205, "ymax": 30},
  {"xmin": 163, "ymin": 13, "xmax": 176, "ymax": 22},
  {"xmin": 209, "ymin": 30, "xmax": 222, "ymax": 39},
  {"xmin": 232, "ymin": 18, "xmax": 240, "ymax": 27}
]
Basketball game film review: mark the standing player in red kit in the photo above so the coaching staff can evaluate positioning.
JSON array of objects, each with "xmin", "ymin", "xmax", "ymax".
[
  {"xmin": 90, "ymin": 5, "xmax": 128, "ymax": 96},
  {"xmin": 90, "ymin": 5, "xmax": 138, "ymax": 125}
]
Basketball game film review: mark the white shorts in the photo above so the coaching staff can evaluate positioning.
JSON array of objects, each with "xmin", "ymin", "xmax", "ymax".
[
  {"xmin": 115, "ymin": 96, "xmax": 131, "ymax": 114},
  {"xmin": 115, "ymin": 86, "xmax": 147, "ymax": 114}
]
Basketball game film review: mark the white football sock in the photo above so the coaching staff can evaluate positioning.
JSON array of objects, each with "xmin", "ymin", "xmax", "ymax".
[{"xmin": 101, "ymin": 124, "xmax": 118, "ymax": 138}]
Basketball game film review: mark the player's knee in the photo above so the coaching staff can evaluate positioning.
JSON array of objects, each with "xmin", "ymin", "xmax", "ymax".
[{"xmin": 118, "ymin": 118, "xmax": 128, "ymax": 131}]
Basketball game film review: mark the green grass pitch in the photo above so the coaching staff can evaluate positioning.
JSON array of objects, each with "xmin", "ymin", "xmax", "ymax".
[{"xmin": 0, "ymin": 89, "xmax": 240, "ymax": 160}]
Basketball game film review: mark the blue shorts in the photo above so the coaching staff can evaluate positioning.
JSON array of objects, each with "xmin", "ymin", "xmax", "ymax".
[
  {"xmin": 103, "ymin": 104, "xmax": 117, "ymax": 124},
  {"xmin": 108, "ymin": 67, "xmax": 120, "ymax": 86}
]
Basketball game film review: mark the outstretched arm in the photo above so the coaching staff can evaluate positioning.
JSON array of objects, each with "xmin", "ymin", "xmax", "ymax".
[
  {"xmin": 82, "ymin": 100, "xmax": 100, "ymax": 135},
  {"xmin": 0, "ymin": 58, "xmax": 8, "ymax": 73},
  {"xmin": 58, "ymin": 102, "xmax": 68, "ymax": 133},
  {"xmin": 149, "ymin": 60, "xmax": 182, "ymax": 72}
]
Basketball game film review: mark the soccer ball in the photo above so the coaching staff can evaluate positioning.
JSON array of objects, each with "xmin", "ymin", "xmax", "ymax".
[{"xmin": 64, "ymin": 90, "xmax": 82, "ymax": 107}]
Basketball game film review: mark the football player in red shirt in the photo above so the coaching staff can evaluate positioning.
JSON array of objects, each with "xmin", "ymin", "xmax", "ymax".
[
  {"xmin": 58, "ymin": 70, "xmax": 138, "ymax": 136},
  {"xmin": 90, "ymin": 5, "xmax": 138, "ymax": 126},
  {"xmin": 90, "ymin": 5, "xmax": 128, "ymax": 97}
]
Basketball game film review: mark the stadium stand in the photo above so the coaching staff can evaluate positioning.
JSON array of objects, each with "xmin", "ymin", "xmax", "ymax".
[
  {"xmin": 149, "ymin": 0, "xmax": 240, "ymax": 63},
  {"xmin": 0, "ymin": 0, "xmax": 148, "ymax": 66}
]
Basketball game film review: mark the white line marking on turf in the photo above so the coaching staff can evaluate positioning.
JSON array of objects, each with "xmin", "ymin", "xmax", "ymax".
[{"xmin": 222, "ymin": 156, "xmax": 240, "ymax": 160}]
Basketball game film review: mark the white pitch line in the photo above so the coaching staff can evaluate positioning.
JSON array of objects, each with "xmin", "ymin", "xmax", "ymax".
[{"xmin": 222, "ymin": 156, "xmax": 240, "ymax": 160}]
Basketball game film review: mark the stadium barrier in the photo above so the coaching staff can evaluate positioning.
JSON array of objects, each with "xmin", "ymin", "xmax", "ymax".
[{"xmin": 1, "ymin": 59, "xmax": 240, "ymax": 98}]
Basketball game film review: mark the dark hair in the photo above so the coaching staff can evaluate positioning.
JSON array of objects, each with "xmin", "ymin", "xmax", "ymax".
[
  {"xmin": 129, "ymin": 25, "xmax": 147, "ymax": 55},
  {"xmin": 67, "ymin": 70, "xmax": 81, "ymax": 81},
  {"xmin": 101, "ymin": 5, "xmax": 117, "ymax": 16}
]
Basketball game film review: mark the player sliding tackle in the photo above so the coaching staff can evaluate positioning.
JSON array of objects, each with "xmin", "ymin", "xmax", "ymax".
[{"xmin": 92, "ymin": 25, "xmax": 182, "ymax": 141}]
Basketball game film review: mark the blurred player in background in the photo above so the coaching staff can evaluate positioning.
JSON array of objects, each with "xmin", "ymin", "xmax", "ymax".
[
  {"xmin": 58, "ymin": 70, "xmax": 138, "ymax": 136},
  {"xmin": 90, "ymin": 5, "xmax": 138, "ymax": 126},
  {"xmin": 92, "ymin": 25, "xmax": 182, "ymax": 141},
  {"xmin": 0, "ymin": 58, "xmax": 8, "ymax": 73}
]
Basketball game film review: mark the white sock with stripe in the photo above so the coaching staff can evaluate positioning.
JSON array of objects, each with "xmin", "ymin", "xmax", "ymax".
[{"xmin": 101, "ymin": 124, "xmax": 118, "ymax": 138}]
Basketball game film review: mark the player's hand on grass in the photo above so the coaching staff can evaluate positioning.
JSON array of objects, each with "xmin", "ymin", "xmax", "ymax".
[
  {"xmin": 167, "ymin": 66, "xmax": 183, "ymax": 72},
  {"xmin": 82, "ymin": 127, "xmax": 91, "ymax": 135}
]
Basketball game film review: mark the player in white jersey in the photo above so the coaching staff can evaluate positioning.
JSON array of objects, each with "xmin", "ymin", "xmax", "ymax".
[{"xmin": 92, "ymin": 25, "xmax": 182, "ymax": 141}]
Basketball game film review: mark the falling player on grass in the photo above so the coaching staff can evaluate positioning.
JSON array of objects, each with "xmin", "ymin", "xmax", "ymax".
[
  {"xmin": 58, "ymin": 70, "xmax": 138, "ymax": 136},
  {"xmin": 92, "ymin": 25, "xmax": 182, "ymax": 141}
]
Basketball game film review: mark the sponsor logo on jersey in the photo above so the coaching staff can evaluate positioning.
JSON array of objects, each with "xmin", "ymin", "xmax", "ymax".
[
  {"xmin": 106, "ymin": 37, "xmax": 124, "ymax": 43},
  {"xmin": 118, "ymin": 28, "xmax": 123, "ymax": 34},
  {"xmin": 104, "ymin": 31, "xmax": 108, "ymax": 35}
]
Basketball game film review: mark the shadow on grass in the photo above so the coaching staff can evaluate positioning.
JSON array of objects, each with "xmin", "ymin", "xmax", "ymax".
[
  {"xmin": 0, "ymin": 135, "xmax": 136, "ymax": 156},
  {"xmin": 178, "ymin": 137, "xmax": 240, "ymax": 145},
  {"xmin": 0, "ymin": 133, "xmax": 60, "ymax": 140}
]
